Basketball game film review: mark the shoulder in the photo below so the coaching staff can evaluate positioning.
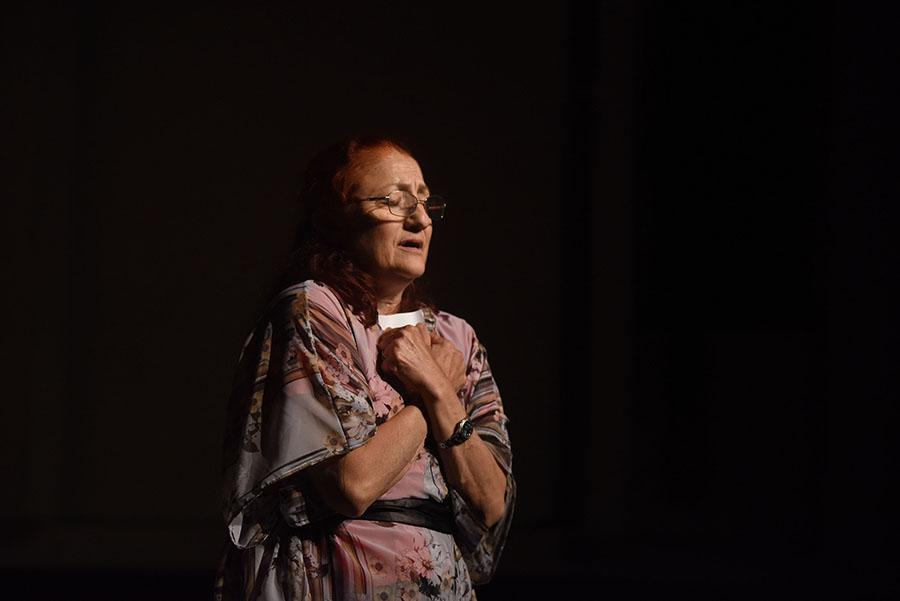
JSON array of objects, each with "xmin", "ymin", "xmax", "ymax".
[
  {"xmin": 265, "ymin": 280, "xmax": 350, "ymax": 331},
  {"xmin": 236, "ymin": 281, "xmax": 355, "ymax": 366},
  {"xmin": 433, "ymin": 308, "xmax": 474, "ymax": 336},
  {"xmin": 278, "ymin": 279, "xmax": 345, "ymax": 312},
  {"xmin": 433, "ymin": 308, "xmax": 479, "ymax": 358}
]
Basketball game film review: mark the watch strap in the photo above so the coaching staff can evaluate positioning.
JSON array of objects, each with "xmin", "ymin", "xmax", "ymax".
[{"xmin": 439, "ymin": 417, "xmax": 474, "ymax": 449}]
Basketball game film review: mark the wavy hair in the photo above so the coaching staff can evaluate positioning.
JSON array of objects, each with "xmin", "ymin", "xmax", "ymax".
[{"xmin": 274, "ymin": 136, "xmax": 433, "ymax": 327}]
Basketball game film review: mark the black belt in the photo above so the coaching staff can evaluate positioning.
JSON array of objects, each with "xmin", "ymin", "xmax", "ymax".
[{"xmin": 355, "ymin": 497, "xmax": 453, "ymax": 534}]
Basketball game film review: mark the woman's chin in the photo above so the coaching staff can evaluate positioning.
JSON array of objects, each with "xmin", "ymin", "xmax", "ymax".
[
  {"xmin": 398, "ymin": 268, "xmax": 427, "ymax": 286},
  {"xmin": 393, "ymin": 258, "xmax": 427, "ymax": 281},
  {"xmin": 373, "ymin": 263, "xmax": 426, "ymax": 289},
  {"xmin": 400, "ymin": 266, "xmax": 426, "ymax": 282}
]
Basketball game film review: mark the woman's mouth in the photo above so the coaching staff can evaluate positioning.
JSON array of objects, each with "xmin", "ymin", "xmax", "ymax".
[{"xmin": 398, "ymin": 239, "xmax": 424, "ymax": 253}]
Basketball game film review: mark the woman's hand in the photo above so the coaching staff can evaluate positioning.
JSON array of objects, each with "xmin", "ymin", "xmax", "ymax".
[
  {"xmin": 377, "ymin": 323, "xmax": 451, "ymax": 397},
  {"xmin": 429, "ymin": 331, "xmax": 467, "ymax": 395}
]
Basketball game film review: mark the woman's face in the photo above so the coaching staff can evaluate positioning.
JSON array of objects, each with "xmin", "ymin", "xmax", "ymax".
[{"xmin": 348, "ymin": 147, "xmax": 433, "ymax": 295}]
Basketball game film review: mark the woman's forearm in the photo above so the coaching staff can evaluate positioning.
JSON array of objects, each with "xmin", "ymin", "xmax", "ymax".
[
  {"xmin": 423, "ymin": 385, "xmax": 508, "ymax": 528},
  {"xmin": 308, "ymin": 404, "xmax": 427, "ymax": 516}
]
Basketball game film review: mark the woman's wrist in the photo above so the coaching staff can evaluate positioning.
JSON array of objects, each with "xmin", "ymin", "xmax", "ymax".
[
  {"xmin": 419, "ymin": 386, "xmax": 467, "ymax": 442},
  {"xmin": 419, "ymin": 375, "xmax": 457, "ymax": 406}
]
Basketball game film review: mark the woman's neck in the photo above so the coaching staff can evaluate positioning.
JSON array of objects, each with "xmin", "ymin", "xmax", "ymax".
[
  {"xmin": 375, "ymin": 283, "xmax": 408, "ymax": 315},
  {"xmin": 376, "ymin": 294, "xmax": 403, "ymax": 315}
]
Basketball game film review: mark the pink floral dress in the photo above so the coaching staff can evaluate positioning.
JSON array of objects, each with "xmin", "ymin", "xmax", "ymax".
[{"xmin": 216, "ymin": 281, "xmax": 515, "ymax": 600}]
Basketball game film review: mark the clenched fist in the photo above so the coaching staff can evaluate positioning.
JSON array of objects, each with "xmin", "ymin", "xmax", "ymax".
[
  {"xmin": 429, "ymin": 331, "xmax": 466, "ymax": 395},
  {"xmin": 377, "ymin": 323, "xmax": 447, "ymax": 397},
  {"xmin": 376, "ymin": 324, "xmax": 466, "ymax": 401}
]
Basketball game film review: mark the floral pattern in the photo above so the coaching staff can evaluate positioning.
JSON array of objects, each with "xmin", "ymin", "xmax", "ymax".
[{"xmin": 217, "ymin": 281, "xmax": 514, "ymax": 600}]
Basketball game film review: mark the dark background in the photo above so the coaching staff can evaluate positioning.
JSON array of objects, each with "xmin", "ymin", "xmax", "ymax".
[{"xmin": 4, "ymin": 2, "xmax": 898, "ymax": 600}]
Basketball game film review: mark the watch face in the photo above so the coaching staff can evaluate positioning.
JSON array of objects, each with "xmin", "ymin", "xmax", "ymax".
[{"xmin": 442, "ymin": 419, "xmax": 475, "ymax": 448}]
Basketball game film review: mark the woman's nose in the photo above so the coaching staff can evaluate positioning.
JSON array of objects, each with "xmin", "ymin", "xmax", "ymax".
[{"xmin": 406, "ymin": 201, "xmax": 432, "ymax": 229}]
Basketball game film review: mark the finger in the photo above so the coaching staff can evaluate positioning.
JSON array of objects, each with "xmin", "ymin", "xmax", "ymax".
[
  {"xmin": 379, "ymin": 357, "xmax": 398, "ymax": 377},
  {"xmin": 382, "ymin": 355, "xmax": 396, "ymax": 372},
  {"xmin": 377, "ymin": 328, "xmax": 403, "ymax": 350},
  {"xmin": 385, "ymin": 327, "xmax": 419, "ymax": 351},
  {"xmin": 415, "ymin": 323, "xmax": 432, "ymax": 346},
  {"xmin": 378, "ymin": 343, "xmax": 397, "ymax": 366}
]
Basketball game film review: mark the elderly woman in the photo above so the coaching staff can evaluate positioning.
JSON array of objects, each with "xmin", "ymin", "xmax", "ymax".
[{"xmin": 216, "ymin": 137, "xmax": 515, "ymax": 600}]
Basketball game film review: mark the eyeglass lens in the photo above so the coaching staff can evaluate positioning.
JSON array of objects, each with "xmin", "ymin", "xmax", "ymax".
[{"xmin": 389, "ymin": 191, "xmax": 445, "ymax": 219}]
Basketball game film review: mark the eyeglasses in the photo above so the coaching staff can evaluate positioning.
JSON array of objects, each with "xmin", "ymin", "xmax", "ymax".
[{"xmin": 356, "ymin": 191, "xmax": 446, "ymax": 220}]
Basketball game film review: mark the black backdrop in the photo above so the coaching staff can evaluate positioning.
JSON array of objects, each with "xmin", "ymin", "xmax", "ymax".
[{"xmin": 4, "ymin": 2, "xmax": 898, "ymax": 600}]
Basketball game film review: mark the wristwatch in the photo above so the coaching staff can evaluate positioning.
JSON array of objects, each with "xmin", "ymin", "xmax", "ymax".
[{"xmin": 439, "ymin": 418, "xmax": 474, "ymax": 449}]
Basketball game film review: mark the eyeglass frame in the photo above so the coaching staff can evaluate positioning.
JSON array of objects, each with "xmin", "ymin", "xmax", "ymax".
[{"xmin": 350, "ymin": 190, "xmax": 446, "ymax": 220}]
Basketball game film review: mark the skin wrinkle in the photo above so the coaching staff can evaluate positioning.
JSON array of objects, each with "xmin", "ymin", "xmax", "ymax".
[
  {"xmin": 349, "ymin": 148, "xmax": 433, "ymax": 316},
  {"xmin": 307, "ymin": 147, "xmax": 508, "ymax": 528}
]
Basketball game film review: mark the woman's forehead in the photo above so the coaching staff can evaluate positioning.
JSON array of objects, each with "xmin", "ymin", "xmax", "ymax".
[{"xmin": 351, "ymin": 147, "xmax": 427, "ymax": 191}]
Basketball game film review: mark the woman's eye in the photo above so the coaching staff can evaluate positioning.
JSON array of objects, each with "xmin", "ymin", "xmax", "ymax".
[{"xmin": 390, "ymin": 193, "xmax": 411, "ymax": 207}]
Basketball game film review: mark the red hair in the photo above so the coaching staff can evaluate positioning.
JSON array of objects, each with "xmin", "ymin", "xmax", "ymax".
[{"xmin": 277, "ymin": 136, "xmax": 433, "ymax": 327}]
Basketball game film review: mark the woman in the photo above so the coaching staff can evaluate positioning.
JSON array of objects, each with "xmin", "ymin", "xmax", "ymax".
[{"xmin": 216, "ymin": 137, "xmax": 515, "ymax": 600}]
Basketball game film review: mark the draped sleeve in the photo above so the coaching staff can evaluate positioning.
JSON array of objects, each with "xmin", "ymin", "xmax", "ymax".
[
  {"xmin": 221, "ymin": 281, "xmax": 376, "ymax": 549},
  {"xmin": 449, "ymin": 326, "xmax": 516, "ymax": 584}
]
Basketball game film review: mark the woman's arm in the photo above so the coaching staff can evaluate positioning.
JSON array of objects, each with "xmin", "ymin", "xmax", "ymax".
[
  {"xmin": 377, "ymin": 324, "xmax": 509, "ymax": 528},
  {"xmin": 306, "ymin": 404, "xmax": 428, "ymax": 517},
  {"xmin": 422, "ymin": 383, "xmax": 508, "ymax": 528}
]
